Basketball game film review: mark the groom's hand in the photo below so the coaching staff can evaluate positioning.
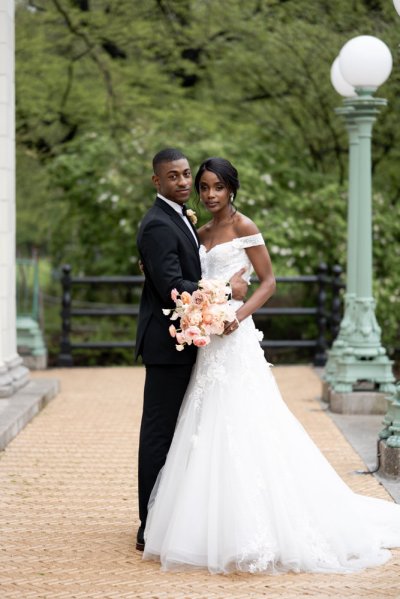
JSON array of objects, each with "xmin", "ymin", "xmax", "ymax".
[{"xmin": 230, "ymin": 268, "xmax": 248, "ymax": 301}]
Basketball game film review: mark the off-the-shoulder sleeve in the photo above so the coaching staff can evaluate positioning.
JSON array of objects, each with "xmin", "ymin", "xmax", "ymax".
[{"xmin": 231, "ymin": 233, "xmax": 265, "ymax": 249}]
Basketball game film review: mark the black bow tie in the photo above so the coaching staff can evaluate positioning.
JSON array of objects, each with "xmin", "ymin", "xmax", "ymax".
[{"xmin": 181, "ymin": 204, "xmax": 187, "ymax": 216}]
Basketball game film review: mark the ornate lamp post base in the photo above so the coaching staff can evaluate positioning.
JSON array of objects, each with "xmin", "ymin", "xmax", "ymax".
[
  {"xmin": 324, "ymin": 293, "xmax": 356, "ymax": 386},
  {"xmin": 17, "ymin": 316, "xmax": 48, "ymax": 370},
  {"xmin": 380, "ymin": 383, "xmax": 400, "ymax": 443},
  {"xmin": 330, "ymin": 296, "xmax": 395, "ymax": 393},
  {"xmin": 332, "ymin": 352, "xmax": 395, "ymax": 394},
  {"xmin": 378, "ymin": 384, "xmax": 400, "ymax": 477},
  {"xmin": 326, "ymin": 295, "xmax": 395, "ymax": 395}
]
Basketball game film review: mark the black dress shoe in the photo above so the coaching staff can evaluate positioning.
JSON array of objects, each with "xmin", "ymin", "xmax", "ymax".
[{"xmin": 136, "ymin": 526, "xmax": 145, "ymax": 552}]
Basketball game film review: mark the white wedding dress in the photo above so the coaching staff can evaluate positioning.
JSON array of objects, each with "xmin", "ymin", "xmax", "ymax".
[{"xmin": 143, "ymin": 233, "xmax": 400, "ymax": 574}]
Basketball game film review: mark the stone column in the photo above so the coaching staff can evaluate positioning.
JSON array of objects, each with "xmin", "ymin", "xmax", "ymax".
[{"xmin": 0, "ymin": 0, "xmax": 29, "ymax": 397}]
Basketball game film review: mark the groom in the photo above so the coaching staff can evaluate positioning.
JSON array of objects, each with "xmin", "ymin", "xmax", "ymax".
[{"xmin": 135, "ymin": 148, "xmax": 247, "ymax": 551}]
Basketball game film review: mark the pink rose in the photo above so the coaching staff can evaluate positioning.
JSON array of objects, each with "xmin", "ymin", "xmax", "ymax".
[
  {"xmin": 169, "ymin": 324, "xmax": 177, "ymax": 338},
  {"xmin": 185, "ymin": 326, "xmax": 201, "ymax": 339},
  {"xmin": 191, "ymin": 290, "xmax": 208, "ymax": 306},
  {"xmin": 193, "ymin": 335, "xmax": 210, "ymax": 347},
  {"xmin": 171, "ymin": 288, "xmax": 179, "ymax": 302}
]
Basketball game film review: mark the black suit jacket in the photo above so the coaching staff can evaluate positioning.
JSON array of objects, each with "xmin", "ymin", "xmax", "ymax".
[{"xmin": 136, "ymin": 197, "xmax": 202, "ymax": 365}]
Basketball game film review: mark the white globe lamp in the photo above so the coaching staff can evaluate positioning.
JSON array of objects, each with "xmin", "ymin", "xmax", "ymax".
[
  {"xmin": 338, "ymin": 35, "xmax": 392, "ymax": 92},
  {"xmin": 330, "ymin": 57, "xmax": 356, "ymax": 97}
]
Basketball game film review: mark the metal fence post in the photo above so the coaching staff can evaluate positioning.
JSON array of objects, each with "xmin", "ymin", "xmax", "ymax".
[
  {"xmin": 58, "ymin": 264, "xmax": 73, "ymax": 367},
  {"xmin": 314, "ymin": 263, "xmax": 328, "ymax": 366},
  {"xmin": 331, "ymin": 264, "xmax": 343, "ymax": 342}
]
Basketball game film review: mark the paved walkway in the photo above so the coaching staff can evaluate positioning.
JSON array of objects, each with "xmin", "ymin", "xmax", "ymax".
[{"xmin": 0, "ymin": 366, "xmax": 399, "ymax": 599}]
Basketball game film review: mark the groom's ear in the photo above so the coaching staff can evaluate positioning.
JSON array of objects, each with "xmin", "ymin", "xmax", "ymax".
[{"xmin": 152, "ymin": 174, "xmax": 160, "ymax": 191}]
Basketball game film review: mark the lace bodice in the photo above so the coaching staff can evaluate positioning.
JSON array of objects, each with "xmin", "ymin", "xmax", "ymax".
[{"xmin": 199, "ymin": 233, "xmax": 264, "ymax": 282}]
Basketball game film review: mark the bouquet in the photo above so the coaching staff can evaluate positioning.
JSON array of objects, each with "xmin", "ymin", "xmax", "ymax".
[{"xmin": 162, "ymin": 279, "xmax": 236, "ymax": 351}]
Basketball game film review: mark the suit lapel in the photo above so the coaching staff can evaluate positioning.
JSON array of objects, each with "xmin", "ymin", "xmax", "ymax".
[
  {"xmin": 188, "ymin": 217, "xmax": 200, "ymax": 247},
  {"xmin": 155, "ymin": 197, "xmax": 200, "ymax": 252}
]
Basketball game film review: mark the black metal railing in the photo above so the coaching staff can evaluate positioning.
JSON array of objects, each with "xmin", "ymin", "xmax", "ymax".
[{"xmin": 58, "ymin": 263, "xmax": 343, "ymax": 367}]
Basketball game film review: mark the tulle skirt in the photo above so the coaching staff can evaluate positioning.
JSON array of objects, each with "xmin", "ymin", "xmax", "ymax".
[{"xmin": 143, "ymin": 315, "xmax": 400, "ymax": 574}]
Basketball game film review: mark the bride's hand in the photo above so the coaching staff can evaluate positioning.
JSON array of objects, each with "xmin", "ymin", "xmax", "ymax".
[
  {"xmin": 139, "ymin": 260, "xmax": 145, "ymax": 275},
  {"xmin": 223, "ymin": 317, "xmax": 240, "ymax": 336},
  {"xmin": 229, "ymin": 267, "xmax": 248, "ymax": 301}
]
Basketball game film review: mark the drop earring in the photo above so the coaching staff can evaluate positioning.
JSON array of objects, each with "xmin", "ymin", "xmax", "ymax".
[{"xmin": 230, "ymin": 193, "xmax": 234, "ymax": 203}]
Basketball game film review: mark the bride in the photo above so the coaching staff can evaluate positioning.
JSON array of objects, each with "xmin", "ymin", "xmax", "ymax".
[{"xmin": 143, "ymin": 157, "xmax": 400, "ymax": 574}]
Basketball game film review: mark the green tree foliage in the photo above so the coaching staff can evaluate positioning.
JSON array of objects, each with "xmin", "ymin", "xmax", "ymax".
[{"xmin": 15, "ymin": 0, "xmax": 400, "ymax": 348}]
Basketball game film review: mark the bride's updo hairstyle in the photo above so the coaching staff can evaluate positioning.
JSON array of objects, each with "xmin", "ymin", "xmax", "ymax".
[{"xmin": 194, "ymin": 157, "xmax": 240, "ymax": 200}]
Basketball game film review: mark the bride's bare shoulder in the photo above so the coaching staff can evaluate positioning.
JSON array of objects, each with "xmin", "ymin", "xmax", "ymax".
[
  {"xmin": 197, "ymin": 221, "xmax": 212, "ymax": 243},
  {"xmin": 232, "ymin": 213, "xmax": 260, "ymax": 237}
]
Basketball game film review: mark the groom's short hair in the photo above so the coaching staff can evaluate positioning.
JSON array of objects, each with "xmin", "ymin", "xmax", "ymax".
[{"xmin": 153, "ymin": 148, "xmax": 187, "ymax": 174}]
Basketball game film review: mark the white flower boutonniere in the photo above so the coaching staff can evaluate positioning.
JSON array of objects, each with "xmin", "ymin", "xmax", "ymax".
[{"xmin": 186, "ymin": 209, "xmax": 198, "ymax": 225}]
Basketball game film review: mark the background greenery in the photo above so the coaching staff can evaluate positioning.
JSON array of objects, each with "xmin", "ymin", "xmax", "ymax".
[{"xmin": 15, "ymin": 0, "xmax": 400, "ymax": 363}]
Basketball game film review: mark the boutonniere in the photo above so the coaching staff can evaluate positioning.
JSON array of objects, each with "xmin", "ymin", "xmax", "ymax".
[{"xmin": 186, "ymin": 209, "xmax": 198, "ymax": 225}]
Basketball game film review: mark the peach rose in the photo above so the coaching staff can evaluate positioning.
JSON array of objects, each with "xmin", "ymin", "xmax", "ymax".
[
  {"xmin": 180, "ymin": 314, "xmax": 191, "ymax": 329},
  {"xmin": 171, "ymin": 288, "xmax": 179, "ymax": 302},
  {"xmin": 169, "ymin": 324, "xmax": 177, "ymax": 338},
  {"xmin": 181, "ymin": 291, "xmax": 191, "ymax": 304},
  {"xmin": 202, "ymin": 311, "xmax": 213, "ymax": 325}
]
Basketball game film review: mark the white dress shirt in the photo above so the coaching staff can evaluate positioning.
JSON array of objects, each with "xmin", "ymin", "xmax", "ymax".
[{"xmin": 157, "ymin": 194, "xmax": 198, "ymax": 245}]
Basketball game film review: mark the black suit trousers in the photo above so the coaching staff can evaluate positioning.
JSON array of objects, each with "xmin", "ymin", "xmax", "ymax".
[{"xmin": 138, "ymin": 363, "xmax": 193, "ymax": 528}]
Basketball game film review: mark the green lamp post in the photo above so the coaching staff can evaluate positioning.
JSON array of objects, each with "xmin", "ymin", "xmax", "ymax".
[
  {"xmin": 324, "ymin": 60, "xmax": 358, "ymax": 387},
  {"xmin": 325, "ymin": 36, "xmax": 395, "ymax": 395}
]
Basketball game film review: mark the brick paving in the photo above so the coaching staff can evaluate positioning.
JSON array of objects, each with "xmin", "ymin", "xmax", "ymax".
[{"xmin": 0, "ymin": 366, "xmax": 399, "ymax": 599}]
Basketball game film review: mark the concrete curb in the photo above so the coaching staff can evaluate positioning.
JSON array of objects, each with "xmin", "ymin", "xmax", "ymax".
[{"xmin": 0, "ymin": 378, "xmax": 60, "ymax": 451}]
